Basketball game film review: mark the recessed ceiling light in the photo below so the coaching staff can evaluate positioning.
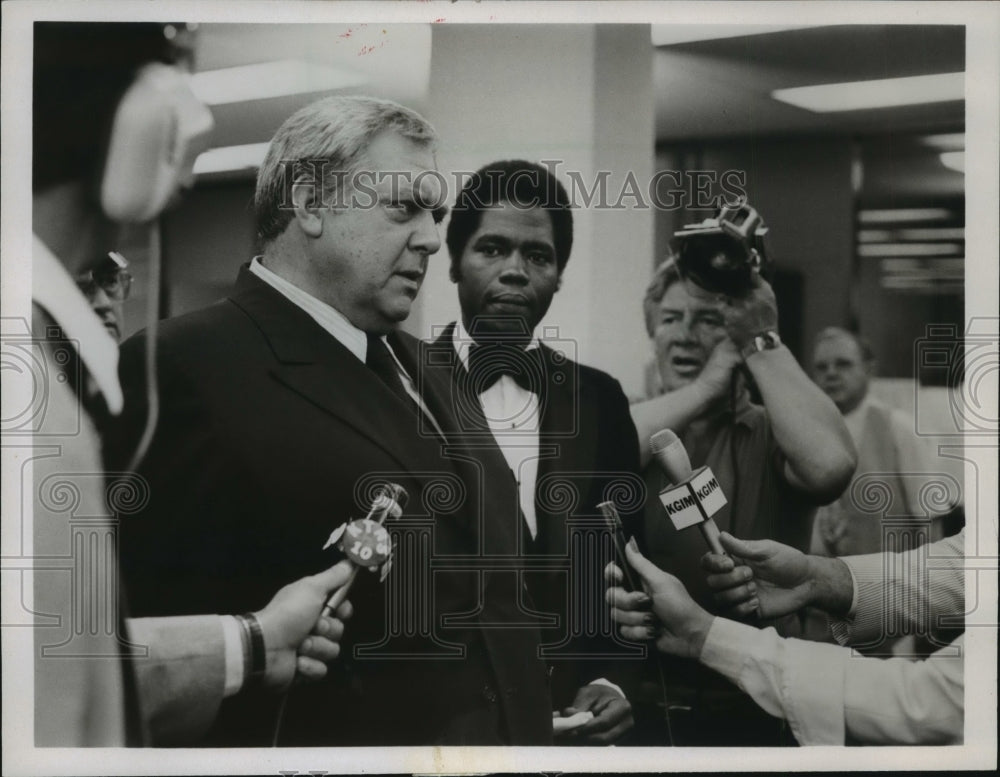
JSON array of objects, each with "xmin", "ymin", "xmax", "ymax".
[
  {"xmin": 193, "ymin": 143, "xmax": 270, "ymax": 175},
  {"xmin": 190, "ymin": 60, "xmax": 367, "ymax": 106},
  {"xmin": 921, "ymin": 133, "xmax": 965, "ymax": 151},
  {"xmin": 772, "ymin": 72, "xmax": 963, "ymax": 113}
]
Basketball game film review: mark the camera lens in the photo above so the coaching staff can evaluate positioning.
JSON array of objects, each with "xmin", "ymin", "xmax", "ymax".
[{"xmin": 677, "ymin": 233, "xmax": 752, "ymax": 296}]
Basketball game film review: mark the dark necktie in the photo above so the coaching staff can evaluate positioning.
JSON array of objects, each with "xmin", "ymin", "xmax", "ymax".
[
  {"xmin": 467, "ymin": 342, "xmax": 544, "ymax": 393},
  {"xmin": 365, "ymin": 333, "xmax": 416, "ymax": 411}
]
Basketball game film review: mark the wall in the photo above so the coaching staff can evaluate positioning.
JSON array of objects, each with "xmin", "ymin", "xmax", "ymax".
[{"xmin": 421, "ymin": 24, "xmax": 654, "ymax": 397}]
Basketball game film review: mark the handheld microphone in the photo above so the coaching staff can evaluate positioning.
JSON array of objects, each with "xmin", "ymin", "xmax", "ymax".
[
  {"xmin": 598, "ymin": 500, "xmax": 638, "ymax": 592},
  {"xmin": 649, "ymin": 429, "xmax": 727, "ymax": 556},
  {"xmin": 273, "ymin": 483, "xmax": 407, "ymax": 746},
  {"xmin": 321, "ymin": 483, "xmax": 408, "ymax": 616}
]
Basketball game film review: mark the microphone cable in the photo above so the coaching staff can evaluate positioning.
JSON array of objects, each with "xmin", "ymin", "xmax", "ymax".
[{"xmin": 124, "ymin": 220, "xmax": 161, "ymax": 474}]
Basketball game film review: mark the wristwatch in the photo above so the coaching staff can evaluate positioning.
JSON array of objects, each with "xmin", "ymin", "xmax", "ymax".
[{"xmin": 741, "ymin": 330, "xmax": 782, "ymax": 360}]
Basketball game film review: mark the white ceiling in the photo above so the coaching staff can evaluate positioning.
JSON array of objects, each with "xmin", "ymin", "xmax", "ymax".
[
  {"xmin": 191, "ymin": 23, "xmax": 432, "ymax": 152},
  {"xmin": 188, "ymin": 23, "xmax": 965, "ymax": 199},
  {"xmin": 653, "ymin": 24, "xmax": 964, "ymax": 142}
]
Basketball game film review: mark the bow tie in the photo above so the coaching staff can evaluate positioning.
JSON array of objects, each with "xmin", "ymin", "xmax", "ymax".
[{"xmin": 467, "ymin": 342, "xmax": 545, "ymax": 393}]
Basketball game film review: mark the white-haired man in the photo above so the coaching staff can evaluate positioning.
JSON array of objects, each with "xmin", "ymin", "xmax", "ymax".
[{"xmin": 115, "ymin": 95, "xmax": 554, "ymax": 746}]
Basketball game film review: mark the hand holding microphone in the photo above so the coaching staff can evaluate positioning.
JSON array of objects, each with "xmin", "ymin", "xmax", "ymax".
[
  {"xmin": 649, "ymin": 429, "xmax": 727, "ymax": 556},
  {"xmin": 273, "ymin": 483, "xmax": 408, "ymax": 744}
]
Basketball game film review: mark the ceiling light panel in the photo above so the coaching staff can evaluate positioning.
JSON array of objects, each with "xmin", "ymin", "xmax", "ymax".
[
  {"xmin": 190, "ymin": 60, "xmax": 367, "ymax": 106},
  {"xmin": 772, "ymin": 72, "xmax": 964, "ymax": 113}
]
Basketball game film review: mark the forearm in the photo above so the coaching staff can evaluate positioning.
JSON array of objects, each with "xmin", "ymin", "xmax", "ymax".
[
  {"xmin": 631, "ymin": 383, "xmax": 718, "ymax": 468},
  {"xmin": 127, "ymin": 615, "xmax": 227, "ymax": 745},
  {"xmin": 745, "ymin": 345, "xmax": 856, "ymax": 498},
  {"xmin": 803, "ymin": 554, "xmax": 854, "ymax": 616}
]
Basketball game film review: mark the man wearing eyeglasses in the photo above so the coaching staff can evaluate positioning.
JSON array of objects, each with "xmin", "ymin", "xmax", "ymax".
[{"xmin": 76, "ymin": 251, "xmax": 132, "ymax": 342}]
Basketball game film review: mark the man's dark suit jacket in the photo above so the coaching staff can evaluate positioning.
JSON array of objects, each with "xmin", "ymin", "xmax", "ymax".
[
  {"xmin": 112, "ymin": 270, "xmax": 553, "ymax": 746},
  {"xmin": 429, "ymin": 323, "xmax": 645, "ymax": 709}
]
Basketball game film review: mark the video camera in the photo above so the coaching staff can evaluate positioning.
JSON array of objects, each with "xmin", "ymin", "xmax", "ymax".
[{"xmin": 673, "ymin": 203, "xmax": 772, "ymax": 296}]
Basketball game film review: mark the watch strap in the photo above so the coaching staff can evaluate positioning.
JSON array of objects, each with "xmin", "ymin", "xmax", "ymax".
[{"xmin": 741, "ymin": 330, "xmax": 782, "ymax": 360}]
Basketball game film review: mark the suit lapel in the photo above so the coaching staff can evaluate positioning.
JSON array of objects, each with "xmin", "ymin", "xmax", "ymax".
[
  {"xmin": 228, "ymin": 269, "xmax": 438, "ymax": 475},
  {"xmin": 535, "ymin": 345, "xmax": 598, "ymax": 554},
  {"xmin": 421, "ymin": 325, "xmax": 525, "ymax": 559}
]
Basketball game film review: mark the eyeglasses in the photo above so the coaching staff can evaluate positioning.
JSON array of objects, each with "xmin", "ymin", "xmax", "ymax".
[{"xmin": 76, "ymin": 268, "xmax": 133, "ymax": 302}]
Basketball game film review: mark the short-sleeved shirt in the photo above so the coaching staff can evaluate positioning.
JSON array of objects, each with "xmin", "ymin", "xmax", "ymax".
[
  {"xmin": 637, "ymin": 392, "xmax": 822, "ymax": 745},
  {"xmin": 641, "ymin": 392, "xmax": 819, "ymax": 621}
]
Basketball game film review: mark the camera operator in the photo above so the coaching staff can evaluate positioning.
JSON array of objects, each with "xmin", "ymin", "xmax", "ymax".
[{"xmin": 629, "ymin": 207, "xmax": 855, "ymax": 745}]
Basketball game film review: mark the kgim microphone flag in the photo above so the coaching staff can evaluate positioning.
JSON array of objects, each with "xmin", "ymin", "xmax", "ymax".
[{"xmin": 649, "ymin": 429, "xmax": 727, "ymax": 556}]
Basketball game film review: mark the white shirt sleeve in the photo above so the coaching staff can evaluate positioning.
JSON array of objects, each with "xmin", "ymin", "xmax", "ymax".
[
  {"xmin": 842, "ymin": 635, "xmax": 964, "ymax": 745},
  {"xmin": 829, "ymin": 530, "xmax": 965, "ymax": 646},
  {"xmin": 699, "ymin": 617, "xmax": 965, "ymax": 745},
  {"xmin": 220, "ymin": 614, "xmax": 244, "ymax": 697},
  {"xmin": 700, "ymin": 617, "xmax": 847, "ymax": 745}
]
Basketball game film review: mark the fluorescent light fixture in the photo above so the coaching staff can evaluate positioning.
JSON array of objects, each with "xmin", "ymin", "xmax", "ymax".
[
  {"xmin": 859, "ymin": 242, "xmax": 963, "ymax": 258},
  {"xmin": 190, "ymin": 60, "xmax": 366, "ymax": 106},
  {"xmin": 193, "ymin": 142, "xmax": 270, "ymax": 175},
  {"xmin": 939, "ymin": 151, "xmax": 965, "ymax": 173},
  {"xmin": 858, "ymin": 208, "xmax": 956, "ymax": 224},
  {"xmin": 859, "ymin": 227, "xmax": 965, "ymax": 242},
  {"xmin": 921, "ymin": 133, "xmax": 965, "ymax": 150},
  {"xmin": 652, "ymin": 25, "xmax": 809, "ymax": 46},
  {"xmin": 772, "ymin": 72, "xmax": 963, "ymax": 113},
  {"xmin": 881, "ymin": 277, "xmax": 963, "ymax": 293},
  {"xmin": 881, "ymin": 258, "xmax": 964, "ymax": 276}
]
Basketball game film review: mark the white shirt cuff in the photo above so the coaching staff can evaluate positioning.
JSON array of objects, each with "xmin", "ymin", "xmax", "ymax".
[{"xmin": 220, "ymin": 614, "xmax": 244, "ymax": 698}]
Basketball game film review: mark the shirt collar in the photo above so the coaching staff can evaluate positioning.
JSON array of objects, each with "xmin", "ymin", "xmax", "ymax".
[
  {"xmin": 250, "ymin": 257, "xmax": 368, "ymax": 362},
  {"xmin": 32, "ymin": 235, "xmax": 123, "ymax": 414},
  {"xmin": 452, "ymin": 319, "xmax": 540, "ymax": 371}
]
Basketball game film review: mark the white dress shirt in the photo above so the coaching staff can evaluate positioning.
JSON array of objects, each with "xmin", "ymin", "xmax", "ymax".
[
  {"xmin": 451, "ymin": 321, "xmax": 624, "ymax": 703},
  {"xmin": 452, "ymin": 320, "xmax": 542, "ymax": 538},
  {"xmin": 251, "ymin": 258, "xmax": 443, "ymax": 439}
]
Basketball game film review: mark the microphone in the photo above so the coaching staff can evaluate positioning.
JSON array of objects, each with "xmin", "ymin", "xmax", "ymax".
[
  {"xmin": 598, "ymin": 500, "xmax": 638, "ymax": 592},
  {"xmin": 321, "ymin": 483, "xmax": 408, "ymax": 616},
  {"xmin": 649, "ymin": 429, "xmax": 727, "ymax": 556}
]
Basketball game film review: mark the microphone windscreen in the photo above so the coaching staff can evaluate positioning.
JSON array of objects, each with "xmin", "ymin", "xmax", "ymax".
[{"xmin": 649, "ymin": 428, "xmax": 679, "ymax": 454}]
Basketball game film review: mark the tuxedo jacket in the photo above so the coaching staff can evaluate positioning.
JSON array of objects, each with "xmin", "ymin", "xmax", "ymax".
[
  {"xmin": 429, "ymin": 323, "xmax": 644, "ymax": 707},
  {"xmin": 112, "ymin": 269, "xmax": 553, "ymax": 746}
]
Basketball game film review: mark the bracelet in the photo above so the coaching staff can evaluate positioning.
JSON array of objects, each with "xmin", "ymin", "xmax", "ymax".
[{"xmin": 237, "ymin": 613, "xmax": 267, "ymax": 685}]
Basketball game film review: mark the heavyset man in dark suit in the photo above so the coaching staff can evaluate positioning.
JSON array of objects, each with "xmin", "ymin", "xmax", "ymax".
[
  {"xmin": 429, "ymin": 161, "xmax": 643, "ymax": 743},
  {"xmin": 115, "ymin": 97, "xmax": 553, "ymax": 745}
]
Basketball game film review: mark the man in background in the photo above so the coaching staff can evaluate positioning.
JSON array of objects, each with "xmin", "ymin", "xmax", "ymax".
[
  {"xmin": 75, "ymin": 251, "xmax": 131, "ymax": 343},
  {"xmin": 810, "ymin": 326, "xmax": 951, "ymax": 558},
  {"xmin": 434, "ymin": 160, "xmax": 640, "ymax": 744}
]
